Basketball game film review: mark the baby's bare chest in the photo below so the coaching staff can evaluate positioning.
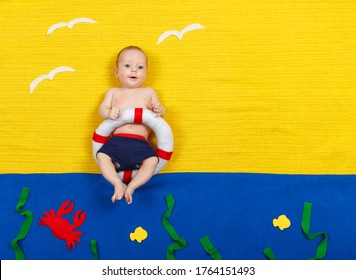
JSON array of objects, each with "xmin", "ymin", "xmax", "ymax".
[{"xmin": 112, "ymin": 91, "xmax": 151, "ymax": 109}]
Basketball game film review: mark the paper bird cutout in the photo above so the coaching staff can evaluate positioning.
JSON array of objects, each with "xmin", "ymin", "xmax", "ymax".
[
  {"xmin": 157, "ymin": 23, "xmax": 204, "ymax": 45},
  {"xmin": 47, "ymin": 17, "xmax": 97, "ymax": 35},
  {"xmin": 30, "ymin": 66, "xmax": 76, "ymax": 94}
]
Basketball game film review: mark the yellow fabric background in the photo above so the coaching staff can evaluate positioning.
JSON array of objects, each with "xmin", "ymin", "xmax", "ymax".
[{"xmin": 1, "ymin": 0, "xmax": 356, "ymax": 174}]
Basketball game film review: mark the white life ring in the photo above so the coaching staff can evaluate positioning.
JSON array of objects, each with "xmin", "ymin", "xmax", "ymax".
[{"xmin": 92, "ymin": 108, "xmax": 173, "ymax": 183}]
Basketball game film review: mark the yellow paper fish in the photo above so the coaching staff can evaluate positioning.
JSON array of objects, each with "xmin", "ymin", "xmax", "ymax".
[
  {"xmin": 272, "ymin": 215, "xmax": 291, "ymax": 230},
  {"xmin": 130, "ymin": 227, "xmax": 148, "ymax": 243}
]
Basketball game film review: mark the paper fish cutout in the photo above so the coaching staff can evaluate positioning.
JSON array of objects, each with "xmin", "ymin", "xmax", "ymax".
[
  {"xmin": 47, "ymin": 17, "xmax": 97, "ymax": 35},
  {"xmin": 30, "ymin": 66, "xmax": 76, "ymax": 94},
  {"xmin": 157, "ymin": 23, "xmax": 204, "ymax": 45},
  {"xmin": 272, "ymin": 214, "xmax": 291, "ymax": 230},
  {"xmin": 130, "ymin": 226, "xmax": 148, "ymax": 243}
]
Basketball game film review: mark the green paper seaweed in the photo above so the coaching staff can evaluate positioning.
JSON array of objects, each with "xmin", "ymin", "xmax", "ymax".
[
  {"xmin": 10, "ymin": 187, "xmax": 34, "ymax": 260},
  {"xmin": 263, "ymin": 246, "xmax": 277, "ymax": 260},
  {"xmin": 301, "ymin": 202, "xmax": 328, "ymax": 260},
  {"xmin": 162, "ymin": 194, "xmax": 187, "ymax": 260},
  {"xmin": 90, "ymin": 239, "xmax": 99, "ymax": 260},
  {"xmin": 200, "ymin": 235, "xmax": 222, "ymax": 260}
]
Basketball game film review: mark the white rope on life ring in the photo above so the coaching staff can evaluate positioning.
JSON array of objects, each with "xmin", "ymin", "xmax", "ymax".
[{"xmin": 92, "ymin": 108, "xmax": 173, "ymax": 183}]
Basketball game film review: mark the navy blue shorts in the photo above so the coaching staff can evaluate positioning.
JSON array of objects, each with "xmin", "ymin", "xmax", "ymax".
[{"xmin": 97, "ymin": 135, "xmax": 157, "ymax": 171}]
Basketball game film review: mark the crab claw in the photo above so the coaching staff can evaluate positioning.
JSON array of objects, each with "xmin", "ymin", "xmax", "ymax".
[
  {"xmin": 57, "ymin": 200, "xmax": 74, "ymax": 216},
  {"xmin": 38, "ymin": 209, "xmax": 56, "ymax": 225},
  {"xmin": 72, "ymin": 210, "xmax": 86, "ymax": 230}
]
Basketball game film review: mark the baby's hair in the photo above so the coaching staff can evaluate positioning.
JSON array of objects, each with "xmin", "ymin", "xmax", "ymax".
[{"xmin": 116, "ymin": 46, "xmax": 148, "ymax": 67}]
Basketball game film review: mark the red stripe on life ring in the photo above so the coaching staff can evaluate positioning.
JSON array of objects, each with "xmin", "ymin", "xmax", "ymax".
[
  {"xmin": 156, "ymin": 149, "xmax": 173, "ymax": 160},
  {"xmin": 123, "ymin": 170, "xmax": 133, "ymax": 184},
  {"xmin": 134, "ymin": 108, "xmax": 143, "ymax": 124},
  {"xmin": 92, "ymin": 131, "xmax": 110, "ymax": 144}
]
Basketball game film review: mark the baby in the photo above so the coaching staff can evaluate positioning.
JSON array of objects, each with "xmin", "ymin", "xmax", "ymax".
[{"xmin": 97, "ymin": 46, "xmax": 165, "ymax": 204}]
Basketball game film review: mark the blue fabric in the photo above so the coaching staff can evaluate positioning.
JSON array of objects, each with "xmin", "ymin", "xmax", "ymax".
[{"xmin": 0, "ymin": 173, "xmax": 355, "ymax": 260}]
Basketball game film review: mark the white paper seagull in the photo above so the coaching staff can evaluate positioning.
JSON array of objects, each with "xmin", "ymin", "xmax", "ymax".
[
  {"xmin": 157, "ymin": 23, "xmax": 204, "ymax": 45},
  {"xmin": 30, "ymin": 66, "xmax": 76, "ymax": 94},
  {"xmin": 47, "ymin": 17, "xmax": 97, "ymax": 35}
]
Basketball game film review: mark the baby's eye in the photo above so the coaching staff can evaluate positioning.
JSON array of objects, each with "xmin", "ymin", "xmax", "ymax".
[
  {"xmin": 124, "ymin": 64, "xmax": 130, "ymax": 68},
  {"xmin": 138, "ymin": 65, "xmax": 144, "ymax": 70}
]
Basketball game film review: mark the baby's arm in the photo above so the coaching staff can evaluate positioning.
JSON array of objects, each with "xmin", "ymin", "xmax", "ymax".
[
  {"xmin": 99, "ymin": 88, "xmax": 120, "ymax": 120},
  {"xmin": 150, "ymin": 88, "xmax": 165, "ymax": 117}
]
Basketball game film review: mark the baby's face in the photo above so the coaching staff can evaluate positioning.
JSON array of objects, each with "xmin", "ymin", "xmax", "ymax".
[{"xmin": 115, "ymin": 49, "xmax": 148, "ymax": 89}]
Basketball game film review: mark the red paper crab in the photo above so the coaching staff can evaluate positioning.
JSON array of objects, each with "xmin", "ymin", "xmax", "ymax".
[{"xmin": 39, "ymin": 200, "xmax": 86, "ymax": 250}]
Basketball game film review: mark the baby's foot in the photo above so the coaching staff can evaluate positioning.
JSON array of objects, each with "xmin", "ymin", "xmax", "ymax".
[
  {"xmin": 111, "ymin": 183, "xmax": 126, "ymax": 203},
  {"xmin": 124, "ymin": 187, "xmax": 135, "ymax": 204}
]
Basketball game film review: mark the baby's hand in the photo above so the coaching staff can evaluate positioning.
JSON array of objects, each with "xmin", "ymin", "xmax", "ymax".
[
  {"xmin": 108, "ymin": 106, "xmax": 120, "ymax": 120},
  {"xmin": 151, "ymin": 103, "xmax": 163, "ymax": 117}
]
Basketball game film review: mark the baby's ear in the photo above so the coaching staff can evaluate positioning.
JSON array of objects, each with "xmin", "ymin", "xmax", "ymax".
[{"xmin": 114, "ymin": 68, "xmax": 119, "ymax": 77}]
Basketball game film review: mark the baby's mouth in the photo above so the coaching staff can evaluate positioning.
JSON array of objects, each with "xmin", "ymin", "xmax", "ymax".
[{"xmin": 129, "ymin": 76, "xmax": 137, "ymax": 80}]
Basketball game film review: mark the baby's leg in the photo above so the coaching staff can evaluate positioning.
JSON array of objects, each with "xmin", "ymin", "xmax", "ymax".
[
  {"xmin": 97, "ymin": 153, "xmax": 126, "ymax": 203},
  {"xmin": 124, "ymin": 156, "xmax": 158, "ymax": 204}
]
